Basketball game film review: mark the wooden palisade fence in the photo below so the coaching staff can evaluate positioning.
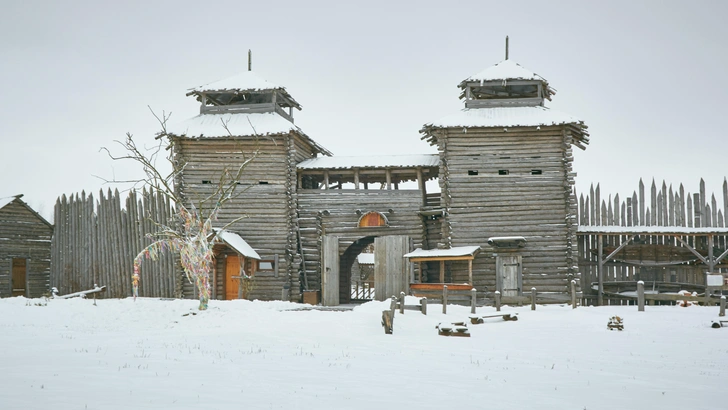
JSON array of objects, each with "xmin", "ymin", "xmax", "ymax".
[
  {"xmin": 50, "ymin": 188, "xmax": 180, "ymax": 299},
  {"xmin": 577, "ymin": 178, "xmax": 728, "ymax": 304}
]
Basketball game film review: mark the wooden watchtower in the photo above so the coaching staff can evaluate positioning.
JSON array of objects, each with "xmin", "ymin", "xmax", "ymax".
[
  {"xmin": 166, "ymin": 66, "xmax": 331, "ymax": 302},
  {"xmin": 421, "ymin": 56, "xmax": 589, "ymax": 299}
]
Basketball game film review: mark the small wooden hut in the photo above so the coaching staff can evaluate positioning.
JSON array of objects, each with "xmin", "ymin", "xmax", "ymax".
[{"xmin": 0, "ymin": 195, "xmax": 53, "ymax": 297}]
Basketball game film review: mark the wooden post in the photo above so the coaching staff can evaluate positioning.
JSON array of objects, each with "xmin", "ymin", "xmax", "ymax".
[
  {"xmin": 354, "ymin": 168, "xmax": 360, "ymax": 190},
  {"xmin": 471, "ymin": 288, "xmax": 477, "ymax": 314},
  {"xmin": 495, "ymin": 290, "xmax": 501, "ymax": 312},
  {"xmin": 530, "ymin": 288, "xmax": 536, "ymax": 310},
  {"xmin": 418, "ymin": 261, "xmax": 422, "ymax": 283},
  {"xmin": 597, "ymin": 234, "xmax": 604, "ymax": 306},
  {"xmin": 385, "ymin": 169, "xmax": 392, "ymax": 190},
  {"xmin": 439, "ymin": 260, "xmax": 445, "ymax": 283},
  {"xmin": 720, "ymin": 296, "xmax": 726, "ymax": 317},
  {"xmin": 442, "ymin": 285, "xmax": 448, "ymax": 314},
  {"xmin": 637, "ymin": 281, "xmax": 645, "ymax": 312},
  {"xmin": 399, "ymin": 292, "xmax": 405, "ymax": 314},
  {"xmin": 571, "ymin": 280, "xmax": 577, "ymax": 309},
  {"xmin": 421, "ymin": 297, "xmax": 427, "ymax": 315},
  {"xmin": 323, "ymin": 170, "xmax": 329, "ymax": 190},
  {"xmin": 468, "ymin": 259, "xmax": 473, "ymax": 285}
]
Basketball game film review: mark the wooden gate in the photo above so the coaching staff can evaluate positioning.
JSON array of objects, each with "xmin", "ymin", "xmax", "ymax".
[
  {"xmin": 322, "ymin": 235, "xmax": 340, "ymax": 306},
  {"xmin": 11, "ymin": 258, "xmax": 27, "ymax": 297},
  {"xmin": 374, "ymin": 235, "xmax": 410, "ymax": 301},
  {"xmin": 496, "ymin": 255, "xmax": 522, "ymax": 296}
]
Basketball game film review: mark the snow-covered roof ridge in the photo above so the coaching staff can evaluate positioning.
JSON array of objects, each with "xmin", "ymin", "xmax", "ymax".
[
  {"xmin": 0, "ymin": 194, "xmax": 22, "ymax": 210},
  {"xmin": 212, "ymin": 228, "xmax": 261, "ymax": 260},
  {"xmin": 165, "ymin": 112, "xmax": 332, "ymax": 156},
  {"xmin": 578, "ymin": 225, "xmax": 728, "ymax": 234},
  {"xmin": 425, "ymin": 106, "xmax": 584, "ymax": 129},
  {"xmin": 461, "ymin": 59, "xmax": 547, "ymax": 84},
  {"xmin": 297, "ymin": 154, "xmax": 439, "ymax": 170},
  {"xmin": 403, "ymin": 246, "xmax": 481, "ymax": 259},
  {"xmin": 187, "ymin": 71, "xmax": 283, "ymax": 94}
]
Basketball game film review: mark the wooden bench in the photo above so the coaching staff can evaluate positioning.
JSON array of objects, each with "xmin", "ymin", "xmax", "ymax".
[
  {"xmin": 469, "ymin": 313, "xmax": 518, "ymax": 324},
  {"xmin": 436, "ymin": 321, "xmax": 470, "ymax": 337}
]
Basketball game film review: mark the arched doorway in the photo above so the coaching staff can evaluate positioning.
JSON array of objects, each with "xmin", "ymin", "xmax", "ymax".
[{"xmin": 339, "ymin": 236, "xmax": 375, "ymax": 303}]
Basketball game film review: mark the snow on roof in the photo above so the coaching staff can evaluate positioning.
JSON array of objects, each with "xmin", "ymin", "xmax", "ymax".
[
  {"xmin": 426, "ymin": 106, "xmax": 583, "ymax": 129},
  {"xmin": 462, "ymin": 60, "xmax": 546, "ymax": 84},
  {"xmin": 166, "ymin": 112, "xmax": 332, "ymax": 155},
  {"xmin": 0, "ymin": 195, "xmax": 18, "ymax": 210},
  {"xmin": 188, "ymin": 71, "xmax": 282, "ymax": 94},
  {"xmin": 298, "ymin": 154, "xmax": 439, "ymax": 170},
  {"xmin": 213, "ymin": 228, "xmax": 261, "ymax": 260},
  {"xmin": 577, "ymin": 226, "xmax": 728, "ymax": 235},
  {"xmin": 357, "ymin": 253, "xmax": 374, "ymax": 265},
  {"xmin": 403, "ymin": 246, "xmax": 481, "ymax": 259}
]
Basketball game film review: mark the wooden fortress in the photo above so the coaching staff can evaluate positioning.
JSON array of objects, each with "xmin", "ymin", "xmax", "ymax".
[{"xmin": 165, "ymin": 55, "xmax": 589, "ymax": 305}]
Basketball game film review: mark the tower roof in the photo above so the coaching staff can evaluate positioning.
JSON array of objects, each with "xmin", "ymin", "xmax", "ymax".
[
  {"xmin": 460, "ymin": 59, "xmax": 546, "ymax": 84},
  {"xmin": 186, "ymin": 71, "xmax": 301, "ymax": 109},
  {"xmin": 187, "ymin": 71, "xmax": 283, "ymax": 94},
  {"xmin": 459, "ymin": 60, "xmax": 555, "ymax": 101}
]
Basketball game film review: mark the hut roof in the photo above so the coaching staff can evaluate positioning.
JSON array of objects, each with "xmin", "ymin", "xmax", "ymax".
[
  {"xmin": 460, "ymin": 59, "xmax": 546, "ymax": 84},
  {"xmin": 403, "ymin": 246, "xmax": 481, "ymax": 259},
  {"xmin": 297, "ymin": 154, "xmax": 439, "ymax": 170},
  {"xmin": 0, "ymin": 194, "xmax": 53, "ymax": 228},
  {"xmin": 166, "ymin": 112, "xmax": 332, "ymax": 156},
  {"xmin": 357, "ymin": 253, "xmax": 374, "ymax": 265},
  {"xmin": 0, "ymin": 195, "xmax": 17, "ymax": 210},
  {"xmin": 213, "ymin": 228, "xmax": 261, "ymax": 260},
  {"xmin": 424, "ymin": 106, "xmax": 584, "ymax": 129}
]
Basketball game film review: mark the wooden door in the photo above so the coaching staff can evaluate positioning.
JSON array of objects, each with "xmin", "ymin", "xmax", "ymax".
[
  {"xmin": 496, "ymin": 255, "xmax": 522, "ymax": 297},
  {"xmin": 225, "ymin": 255, "xmax": 241, "ymax": 300},
  {"xmin": 374, "ymin": 236, "xmax": 410, "ymax": 301},
  {"xmin": 322, "ymin": 235, "xmax": 339, "ymax": 306},
  {"xmin": 12, "ymin": 258, "xmax": 27, "ymax": 297}
]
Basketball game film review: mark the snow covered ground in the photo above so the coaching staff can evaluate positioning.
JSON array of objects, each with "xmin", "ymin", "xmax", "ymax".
[{"xmin": 1, "ymin": 296, "xmax": 726, "ymax": 410}]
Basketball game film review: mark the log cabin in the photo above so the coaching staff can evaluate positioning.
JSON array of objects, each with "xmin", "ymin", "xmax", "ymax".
[{"xmin": 0, "ymin": 195, "xmax": 53, "ymax": 297}]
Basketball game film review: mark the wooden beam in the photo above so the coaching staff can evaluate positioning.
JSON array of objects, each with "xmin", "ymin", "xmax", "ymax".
[
  {"xmin": 675, "ymin": 236, "xmax": 708, "ymax": 264},
  {"xmin": 597, "ymin": 234, "xmax": 603, "ymax": 306},
  {"xmin": 604, "ymin": 235, "xmax": 636, "ymax": 261}
]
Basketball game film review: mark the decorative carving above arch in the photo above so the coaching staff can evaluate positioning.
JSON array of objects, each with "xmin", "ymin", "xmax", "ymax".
[{"xmin": 358, "ymin": 211, "xmax": 389, "ymax": 228}]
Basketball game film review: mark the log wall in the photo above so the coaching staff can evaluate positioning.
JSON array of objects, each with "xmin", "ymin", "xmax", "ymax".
[
  {"xmin": 435, "ymin": 125, "xmax": 578, "ymax": 295},
  {"xmin": 173, "ymin": 132, "xmax": 318, "ymax": 301},
  {"xmin": 51, "ymin": 189, "xmax": 180, "ymax": 299},
  {"xmin": 0, "ymin": 199, "xmax": 53, "ymax": 298}
]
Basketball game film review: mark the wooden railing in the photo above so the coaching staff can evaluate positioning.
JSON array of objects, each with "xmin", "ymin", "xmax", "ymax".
[{"xmin": 351, "ymin": 280, "xmax": 374, "ymax": 300}]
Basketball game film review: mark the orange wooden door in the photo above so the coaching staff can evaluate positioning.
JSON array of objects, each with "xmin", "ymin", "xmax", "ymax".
[
  {"xmin": 11, "ymin": 258, "xmax": 27, "ymax": 297},
  {"xmin": 225, "ymin": 255, "xmax": 240, "ymax": 300}
]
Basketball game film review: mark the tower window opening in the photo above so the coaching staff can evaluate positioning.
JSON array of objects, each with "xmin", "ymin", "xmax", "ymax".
[
  {"xmin": 498, "ymin": 170, "xmax": 509, "ymax": 175},
  {"xmin": 531, "ymin": 170, "xmax": 542, "ymax": 175},
  {"xmin": 468, "ymin": 170, "xmax": 479, "ymax": 176},
  {"xmin": 202, "ymin": 180, "xmax": 212, "ymax": 184}
]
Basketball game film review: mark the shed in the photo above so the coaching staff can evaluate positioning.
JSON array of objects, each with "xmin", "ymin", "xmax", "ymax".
[{"xmin": 0, "ymin": 195, "xmax": 53, "ymax": 297}]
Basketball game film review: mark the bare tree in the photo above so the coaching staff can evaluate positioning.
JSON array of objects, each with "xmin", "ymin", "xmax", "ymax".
[{"xmin": 102, "ymin": 108, "xmax": 259, "ymax": 310}]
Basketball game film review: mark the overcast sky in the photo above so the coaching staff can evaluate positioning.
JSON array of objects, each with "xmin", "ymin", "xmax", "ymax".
[{"xmin": 1, "ymin": 0, "xmax": 726, "ymax": 221}]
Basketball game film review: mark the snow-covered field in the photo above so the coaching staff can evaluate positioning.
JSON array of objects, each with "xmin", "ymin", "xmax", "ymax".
[{"xmin": 1, "ymin": 296, "xmax": 726, "ymax": 410}]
